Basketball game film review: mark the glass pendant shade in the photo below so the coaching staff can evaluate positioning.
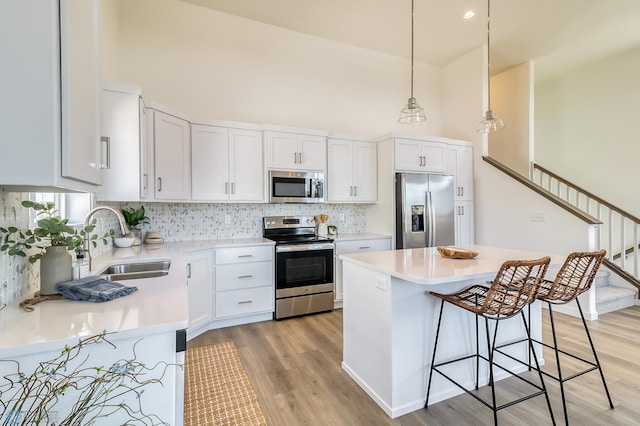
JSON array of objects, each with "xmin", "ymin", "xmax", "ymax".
[
  {"xmin": 478, "ymin": 109, "xmax": 504, "ymax": 133},
  {"xmin": 399, "ymin": 97, "xmax": 426, "ymax": 123}
]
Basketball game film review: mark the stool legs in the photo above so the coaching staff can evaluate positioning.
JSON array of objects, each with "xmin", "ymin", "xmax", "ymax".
[
  {"xmin": 546, "ymin": 299, "xmax": 614, "ymax": 425},
  {"xmin": 521, "ymin": 310, "xmax": 556, "ymax": 426},
  {"xmin": 425, "ymin": 299, "xmax": 445, "ymax": 408},
  {"xmin": 425, "ymin": 301, "xmax": 556, "ymax": 425}
]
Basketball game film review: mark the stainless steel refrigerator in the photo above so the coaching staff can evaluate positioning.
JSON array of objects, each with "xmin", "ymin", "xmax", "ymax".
[{"xmin": 395, "ymin": 173, "xmax": 455, "ymax": 249}]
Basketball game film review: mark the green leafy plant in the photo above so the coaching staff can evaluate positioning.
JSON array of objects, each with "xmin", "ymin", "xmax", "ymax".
[
  {"xmin": 0, "ymin": 201, "xmax": 114, "ymax": 264},
  {"xmin": 0, "ymin": 332, "xmax": 173, "ymax": 425},
  {"xmin": 121, "ymin": 206, "xmax": 150, "ymax": 229}
]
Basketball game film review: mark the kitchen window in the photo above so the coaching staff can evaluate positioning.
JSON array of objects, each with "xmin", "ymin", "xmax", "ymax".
[{"xmin": 29, "ymin": 192, "xmax": 92, "ymax": 226}]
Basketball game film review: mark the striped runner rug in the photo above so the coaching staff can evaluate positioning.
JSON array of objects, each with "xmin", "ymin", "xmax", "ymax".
[{"xmin": 184, "ymin": 342, "xmax": 267, "ymax": 426}]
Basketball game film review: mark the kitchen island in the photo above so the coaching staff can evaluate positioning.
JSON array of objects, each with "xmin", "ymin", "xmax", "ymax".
[{"xmin": 340, "ymin": 245, "xmax": 563, "ymax": 418}]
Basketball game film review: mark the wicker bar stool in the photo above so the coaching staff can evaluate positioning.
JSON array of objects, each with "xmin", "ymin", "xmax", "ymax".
[
  {"xmin": 425, "ymin": 256, "xmax": 555, "ymax": 425},
  {"xmin": 528, "ymin": 250, "xmax": 613, "ymax": 425}
]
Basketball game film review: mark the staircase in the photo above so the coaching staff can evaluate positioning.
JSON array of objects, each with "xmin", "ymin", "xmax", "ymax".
[
  {"xmin": 531, "ymin": 163, "xmax": 639, "ymax": 314},
  {"xmin": 594, "ymin": 269, "xmax": 637, "ymax": 314},
  {"xmin": 481, "ymin": 157, "xmax": 638, "ymax": 317}
]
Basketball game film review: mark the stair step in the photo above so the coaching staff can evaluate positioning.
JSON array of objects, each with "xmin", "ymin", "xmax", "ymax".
[
  {"xmin": 596, "ymin": 285, "xmax": 637, "ymax": 314},
  {"xmin": 594, "ymin": 270, "xmax": 611, "ymax": 288}
]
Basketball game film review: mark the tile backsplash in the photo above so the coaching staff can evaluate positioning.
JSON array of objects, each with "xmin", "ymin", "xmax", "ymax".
[
  {"xmin": 0, "ymin": 188, "xmax": 367, "ymax": 306},
  {"xmin": 0, "ymin": 189, "xmax": 39, "ymax": 306},
  {"xmin": 103, "ymin": 202, "xmax": 366, "ymax": 241}
]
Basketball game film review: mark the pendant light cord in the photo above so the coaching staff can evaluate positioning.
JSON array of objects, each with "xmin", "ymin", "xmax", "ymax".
[
  {"xmin": 486, "ymin": 0, "xmax": 491, "ymax": 110},
  {"xmin": 410, "ymin": 0, "xmax": 415, "ymax": 99}
]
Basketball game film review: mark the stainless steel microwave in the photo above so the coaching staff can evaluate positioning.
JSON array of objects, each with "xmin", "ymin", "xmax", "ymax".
[{"xmin": 269, "ymin": 171, "xmax": 324, "ymax": 203}]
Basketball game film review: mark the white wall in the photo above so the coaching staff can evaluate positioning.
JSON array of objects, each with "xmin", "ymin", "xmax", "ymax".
[
  {"xmin": 535, "ymin": 47, "xmax": 640, "ymax": 214},
  {"xmin": 111, "ymin": 0, "xmax": 442, "ymax": 138},
  {"xmin": 490, "ymin": 62, "xmax": 534, "ymax": 177}
]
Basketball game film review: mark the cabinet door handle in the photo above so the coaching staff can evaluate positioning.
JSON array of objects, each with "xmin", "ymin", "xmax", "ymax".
[
  {"xmin": 461, "ymin": 187, "xmax": 464, "ymax": 197},
  {"xmin": 238, "ymin": 275, "xmax": 253, "ymax": 279},
  {"xmin": 359, "ymin": 246, "xmax": 370, "ymax": 250},
  {"xmin": 354, "ymin": 186, "xmax": 357, "ymax": 196},
  {"xmin": 143, "ymin": 173, "xmax": 148, "ymax": 190},
  {"xmin": 100, "ymin": 136, "xmax": 111, "ymax": 169},
  {"xmin": 238, "ymin": 300, "xmax": 253, "ymax": 305},
  {"xmin": 225, "ymin": 182, "xmax": 229, "ymax": 194},
  {"xmin": 461, "ymin": 206, "xmax": 465, "ymax": 215},
  {"xmin": 238, "ymin": 254, "xmax": 253, "ymax": 258},
  {"xmin": 157, "ymin": 177, "xmax": 162, "ymax": 192},
  {"xmin": 298, "ymin": 152, "xmax": 303, "ymax": 164},
  {"xmin": 186, "ymin": 263, "xmax": 191, "ymax": 279},
  {"xmin": 231, "ymin": 182, "xmax": 235, "ymax": 194}
]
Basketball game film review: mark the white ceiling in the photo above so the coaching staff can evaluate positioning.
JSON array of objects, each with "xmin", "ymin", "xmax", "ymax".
[{"xmin": 180, "ymin": 0, "xmax": 640, "ymax": 80}]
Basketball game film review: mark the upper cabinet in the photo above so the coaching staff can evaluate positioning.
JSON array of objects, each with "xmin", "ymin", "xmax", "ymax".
[
  {"xmin": 394, "ymin": 138, "xmax": 446, "ymax": 173},
  {"xmin": 151, "ymin": 110, "xmax": 191, "ymax": 201},
  {"xmin": 97, "ymin": 84, "xmax": 149, "ymax": 202},
  {"xmin": 0, "ymin": 0, "xmax": 102, "ymax": 191},
  {"xmin": 446, "ymin": 142, "xmax": 474, "ymax": 201},
  {"xmin": 264, "ymin": 131, "xmax": 327, "ymax": 171},
  {"xmin": 191, "ymin": 124, "xmax": 264, "ymax": 202},
  {"xmin": 327, "ymin": 139, "xmax": 377, "ymax": 203}
]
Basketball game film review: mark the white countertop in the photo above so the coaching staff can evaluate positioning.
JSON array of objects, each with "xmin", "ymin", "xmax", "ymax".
[
  {"xmin": 0, "ymin": 238, "xmax": 274, "ymax": 358},
  {"xmin": 340, "ymin": 244, "xmax": 564, "ymax": 285}
]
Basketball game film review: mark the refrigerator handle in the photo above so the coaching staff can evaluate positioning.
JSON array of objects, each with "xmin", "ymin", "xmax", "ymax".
[{"xmin": 426, "ymin": 191, "xmax": 436, "ymax": 246}]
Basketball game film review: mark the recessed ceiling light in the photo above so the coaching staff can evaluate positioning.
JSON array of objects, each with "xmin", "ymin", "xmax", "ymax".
[{"xmin": 463, "ymin": 10, "xmax": 475, "ymax": 19}]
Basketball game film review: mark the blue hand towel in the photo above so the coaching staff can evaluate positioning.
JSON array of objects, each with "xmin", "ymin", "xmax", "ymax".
[{"xmin": 56, "ymin": 275, "xmax": 138, "ymax": 303}]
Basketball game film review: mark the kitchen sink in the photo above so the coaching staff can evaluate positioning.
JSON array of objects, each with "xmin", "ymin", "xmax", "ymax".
[{"xmin": 99, "ymin": 260, "xmax": 171, "ymax": 281}]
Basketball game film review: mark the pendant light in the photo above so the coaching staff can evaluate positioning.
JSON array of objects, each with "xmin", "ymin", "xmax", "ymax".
[
  {"xmin": 477, "ymin": 0, "xmax": 504, "ymax": 133},
  {"xmin": 398, "ymin": 0, "xmax": 426, "ymax": 123}
]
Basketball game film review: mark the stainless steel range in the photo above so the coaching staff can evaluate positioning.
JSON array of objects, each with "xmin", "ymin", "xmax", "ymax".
[{"xmin": 263, "ymin": 215, "xmax": 334, "ymax": 319}]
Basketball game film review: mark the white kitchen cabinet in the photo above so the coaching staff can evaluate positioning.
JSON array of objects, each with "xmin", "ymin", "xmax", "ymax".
[
  {"xmin": 0, "ymin": 0, "xmax": 102, "ymax": 191},
  {"xmin": 191, "ymin": 124, "xmax": 263, "ymax": 202},
  {"xmin": 151, "ymin": 110, "xmax": 191, "ymax": 200},
  {"xmin": 214, "ymin": 245, "xmax": 274, "ymax": 319},
  {"xmin": 394, "ymin": 138, "xmax": 446, "ymax": 173},
  {"xmin": 447, "ymin": 143, "xmax": 474, "ymax": 201},
  {"xmin": 327, "ymin": 139, "xmax": 377, "ymax": 203},
  {"xmin": 186, "ymin": 250, "xmax": 213, "ymax": 331},
  {"xmin": 334, "ymin": 237, "xmax": 391, "ymax": 303},
  {"xmin": 454, "ymin": 201, "xmax": 475, "ymax": 246},
  {"xmin": 98, "ymin": 84, "xmax": 150, "ymax": 202},
  {"xmin": 265, "ymin": 130, "xmax": 327, "ymax": 171}
]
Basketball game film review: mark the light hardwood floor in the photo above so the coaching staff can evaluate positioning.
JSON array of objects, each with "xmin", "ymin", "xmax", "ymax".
[{"xmin": 188, "ymin": 306, "xmax": 640, "ymax": 425}]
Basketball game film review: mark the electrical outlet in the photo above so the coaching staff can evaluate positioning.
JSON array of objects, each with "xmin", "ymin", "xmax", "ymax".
[
  {"xmin": 339, "ymin": 213, "xmax": 345, "ymax": 222},
  {"xmin": 531, "ymin": 211, "xmax": 546, "ymax": 222},
  {"xmin": 376, "ymin": 275, "xmax": 388, "ymax": 291},
  {"xmin": 224, "ymin": 215, "xmax": 231, "ymax": 224}
]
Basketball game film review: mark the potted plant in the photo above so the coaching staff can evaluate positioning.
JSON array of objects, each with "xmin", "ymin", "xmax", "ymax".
[
  {"xmin": 0, "ymin": 201, "xmax": 113, "ymax": 295},
  {"xmin": 120, "ymin": 206, "xmax": 150, "ymax": 246}
]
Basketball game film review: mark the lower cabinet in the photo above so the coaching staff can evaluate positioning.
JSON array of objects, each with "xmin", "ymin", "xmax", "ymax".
[
  {"xmin": 214, "ymin": 245, "xmax": 274, "ymax": 319},
  {"xmin": 334, "ymin": 237, "xmax": 391, "ymax": 303},
  {"xmin": 186, "ymin": 250, "xmax": 213, "ymax": 330}
]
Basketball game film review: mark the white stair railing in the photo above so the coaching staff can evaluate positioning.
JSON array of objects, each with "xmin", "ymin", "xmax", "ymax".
[{"xmin": 532, "ymin": 163, "xmax": 640, "ymax": 282}]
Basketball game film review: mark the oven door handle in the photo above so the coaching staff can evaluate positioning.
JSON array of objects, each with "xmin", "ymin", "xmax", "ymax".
[{"xmin": 276, "ymin": 243, "xmax": 334, "ymax": 252}]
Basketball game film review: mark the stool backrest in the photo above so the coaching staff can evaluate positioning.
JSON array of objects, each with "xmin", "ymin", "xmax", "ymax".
[
  {"xmin": 483, "ymin": 257, "xmax": 551, "ymax": 317},
  {"xmin": 540, "ymin": 250, "xmax": 606, "ymax": 302}
]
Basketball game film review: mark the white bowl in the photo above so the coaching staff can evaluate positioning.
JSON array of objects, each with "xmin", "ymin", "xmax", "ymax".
[{"xmin": 113, "ymin": 236, "xmax": 135, "ymax": 248}]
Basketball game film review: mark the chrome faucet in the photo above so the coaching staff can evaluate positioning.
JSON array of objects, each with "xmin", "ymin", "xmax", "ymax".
[{"xmin": 83, "ymin": 206, "xmax": 130, "ymax": 270}]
